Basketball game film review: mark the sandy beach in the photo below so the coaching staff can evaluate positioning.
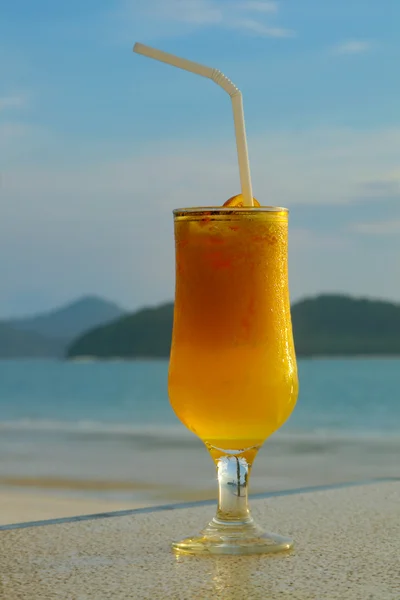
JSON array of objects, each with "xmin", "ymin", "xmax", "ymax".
[{"xmin": 0, "ymin": 488, "xmax": 146, "ymax": 526}]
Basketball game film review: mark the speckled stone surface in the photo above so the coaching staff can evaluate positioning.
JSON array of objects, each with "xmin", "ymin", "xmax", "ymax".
[{"xmin": 0, "ymin": 482, "xmax": 399, "ymax": 599}]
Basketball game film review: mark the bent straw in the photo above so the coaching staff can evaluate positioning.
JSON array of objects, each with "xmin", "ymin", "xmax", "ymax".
[{"xmin": 133, "ymin": 42, "xmax": 254, "ymax": 207}]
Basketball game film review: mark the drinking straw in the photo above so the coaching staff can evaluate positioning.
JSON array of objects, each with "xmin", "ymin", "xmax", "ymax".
[{"xmin": 133, "ymin": 43, "xmax": 254, "ymax": 207}]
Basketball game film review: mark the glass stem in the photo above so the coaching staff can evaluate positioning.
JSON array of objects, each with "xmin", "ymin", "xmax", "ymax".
[{"xmin": 214, "ymin": 455, "xmax": 253, "ymax": 524}]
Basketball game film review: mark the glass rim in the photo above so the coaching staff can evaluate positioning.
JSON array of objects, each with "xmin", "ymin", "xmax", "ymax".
[{"xmin": 173, "ymin": 205, "xmax": 289, "ymax": 215}]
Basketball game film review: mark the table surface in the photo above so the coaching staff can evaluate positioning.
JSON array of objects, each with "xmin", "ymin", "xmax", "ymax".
[{"xmin": 0, "ymin": 480, "xmax": 399, "ymax": 600}]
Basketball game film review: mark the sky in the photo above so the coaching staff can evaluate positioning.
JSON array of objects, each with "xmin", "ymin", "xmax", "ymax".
[{"xmin": 1, "ymin": 0, "xmax": 400, "ymax": 317}]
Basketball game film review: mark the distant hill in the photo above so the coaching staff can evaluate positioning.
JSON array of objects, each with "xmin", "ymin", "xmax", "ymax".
[
  {"xmin": 67, "ymin": 304, "xmax": 174, "ymax": 359},
  {"xmin": 0, "ymin": 296, "xmax": 125, "ymax": 359},
  {"xmin": 7, "ymin": 296, "xmax": 124, "ymax": 342},
  {"xmin": 0, "ymin": 322, "xmax": 64, "ymax": 359},
  {"xmin": 292, "ymin": 295, "xmax": 400, "ymax": 356},
  {"xmin": 66, "ymin": 295, "xmax": 400, "ymax": 359}
]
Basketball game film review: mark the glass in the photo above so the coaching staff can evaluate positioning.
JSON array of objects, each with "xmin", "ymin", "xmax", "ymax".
[{"xmin": 168, "ymin": 206, "xmax": 298, "ymax": 555}]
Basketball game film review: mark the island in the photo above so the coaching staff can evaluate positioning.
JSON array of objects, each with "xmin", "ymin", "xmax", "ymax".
[
  {"xmin": 66, "ymin": 295, "xmax": 400, "ymax": 359},
  {"xmin": 0, "ymin": 297, "xmax": 125, "ymax": 359}
]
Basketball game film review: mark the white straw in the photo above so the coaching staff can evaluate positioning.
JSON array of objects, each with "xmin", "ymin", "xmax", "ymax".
[{"xmin": 133, "ymin": 42, "xmax": 254, "ymax": 207}]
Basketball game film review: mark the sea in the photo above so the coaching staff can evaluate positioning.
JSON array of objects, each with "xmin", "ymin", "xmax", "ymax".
[{"xmin": 0, "ymin": 358, "xmax": 399, "ymax": 506}]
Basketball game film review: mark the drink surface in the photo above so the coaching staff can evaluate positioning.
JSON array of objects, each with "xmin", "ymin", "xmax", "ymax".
[{"xmin": 168, "ymin": 208, "xmax": 298, "ymax": 451}]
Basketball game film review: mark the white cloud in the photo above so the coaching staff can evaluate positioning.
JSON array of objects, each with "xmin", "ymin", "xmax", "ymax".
[
  {"xmin": 358, "ymin": 179, "xmax": 400, "ymax": 199},
  {"xmin": 0, "ymin": 122, "xmax": 28, "ymax": 139},
  {"xmin": 332, "ymin": 40, "xmax": 372, "ymax": 55},
  {"xmin": 145, "ymin": 0, "xmax": 222, "ymax": 25},
  {"xmin": 238, "ymin": 1, "xmax": 278, "ymax": 13},
  {"xmin": 3, "ymin": 126, "xmax": 400, "ymax": 312},
  {"xmin": 0, "ymin": 95, "xmax": 27, "ymax": 111},
  {"xmin": 349, "ymin": 220, "xmax": 400, "ymax": 235},
  {"xmin": 0, "ymin": 122, "xmax": 33, "ymax": 158},
  {"xmin": 250, "ymin": 127, "xmax": 400, "ymax": 207},
  {"xmin": 290, "ymin": 228, "xmax": 349, "ymax": 250},
  {"xmin": 4, "ymin": 126, "xmax": 400, "ymax": 213},
  {"xmin": 121, "ymin": 0, "xmax": 293, "ymax": 38},
  {"xmin": 0, "ymin": 121, "xmax": 51, "ymax": 165},
  {"xmin": 236, "ymin": 19, "xmax": 294, "ymax": 37}
]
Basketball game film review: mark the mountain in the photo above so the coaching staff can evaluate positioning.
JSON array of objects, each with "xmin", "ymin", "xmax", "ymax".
[
  {"xmin": 7, "ymin": 296, "xmax": 125, "ymax": 342},
  {"xmin": 0, "ymin": 322, "xmax": 64, "ymax": 359},
  {"xmin": 66, "ymin": 295, "xmax": 400, "ymax": 359},
  {"xmin": 0, "ymin": 296, "xmax": 126, "ymax": 359},
  {"xmin": 67, "ymin": 303, "xmax": 174, "ymax": 359},
  {"xmin": 292, "ymin": 295, "xmax": 400, "ymax": 356}
]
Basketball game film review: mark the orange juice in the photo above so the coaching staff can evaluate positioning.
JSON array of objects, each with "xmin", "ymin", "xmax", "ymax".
[{"xmin": 168, "ymin": 207, "xmax": 298, "ymax": 451}]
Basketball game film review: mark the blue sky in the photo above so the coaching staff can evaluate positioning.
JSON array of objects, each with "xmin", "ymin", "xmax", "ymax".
[{"xmin": 1, "ymin": 0, "xmax": 400, "ymax": 316}]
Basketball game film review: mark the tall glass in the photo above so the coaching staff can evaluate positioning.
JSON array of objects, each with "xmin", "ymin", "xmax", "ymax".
[{"xmin": 168, "ymin": 206, "xmax": 298, "ymax": 555}]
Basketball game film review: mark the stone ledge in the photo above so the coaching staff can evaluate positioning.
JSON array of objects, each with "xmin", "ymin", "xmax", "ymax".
[{"xmin": 0, "ymin": 480, "xmax": 399, "ymax": 599}]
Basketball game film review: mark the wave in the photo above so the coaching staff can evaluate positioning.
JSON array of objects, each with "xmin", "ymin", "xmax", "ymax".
[
  {"xmin": 0, "ymin": 418, "xmax": 188, "ymax": 438},
  {"xmin": 0, "ymin": 419, "xmax": 399, "ymax": 445}
]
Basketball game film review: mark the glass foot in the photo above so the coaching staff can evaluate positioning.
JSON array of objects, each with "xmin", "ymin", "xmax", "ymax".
[{"xmin": 172, "ymin": 518, "xmax": 293, "ymax": 556}]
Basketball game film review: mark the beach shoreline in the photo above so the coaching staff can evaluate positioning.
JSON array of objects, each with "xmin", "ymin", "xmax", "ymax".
[
  {"xmin": 0, "ymin": 358, "xmax": 399, "ymax": 526},
  {"xmin": 0, "ymin": 487, "xmax": 150, "ymax": 527}
]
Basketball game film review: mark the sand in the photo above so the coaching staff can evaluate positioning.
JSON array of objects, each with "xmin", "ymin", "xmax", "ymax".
[
  {"xmin": 0, "ymin": 488, "xmax": 146, "ymax": 526},
  {"xmin": 1, "ymin": 481, "xmax": 398, "ymax": 599}
]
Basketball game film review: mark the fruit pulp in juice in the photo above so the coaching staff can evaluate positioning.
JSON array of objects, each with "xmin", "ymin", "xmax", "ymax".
[{"xmin": 168, "ymin": 209, "xmax": 298, "ymax": 451}]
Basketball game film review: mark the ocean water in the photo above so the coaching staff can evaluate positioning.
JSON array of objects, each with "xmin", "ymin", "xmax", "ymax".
[{"xmin": 0, "ymin": 359, "xmax": 399, "ymax": 505}]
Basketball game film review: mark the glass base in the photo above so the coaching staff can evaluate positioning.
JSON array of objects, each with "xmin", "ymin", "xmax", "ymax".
[{"xmin": 172, "ymin": 517, "xmax": 293, "ymax": 556}]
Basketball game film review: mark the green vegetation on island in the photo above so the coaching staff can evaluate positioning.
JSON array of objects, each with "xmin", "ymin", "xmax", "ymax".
[
  {"xmin": 291, "ymin": 295, "xmax": 400, "ymax": 356},
  {"xmin": 67, "ymin": 295, "xmax": 400, "ymax": 359},
  {"xmin": 8, "ymin": 296, "xmax": 124, "ymax": 342},
  {"xmin": 0, "ymin": 297, "xmax": 124, "ymax": 359},
  {"xmin": 67, "ymin": 304, "xmax": 174, "ymax": 359},
  {"xmin": 2, "ymin": 294, "xmax": 400, "ymax": 360}
]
